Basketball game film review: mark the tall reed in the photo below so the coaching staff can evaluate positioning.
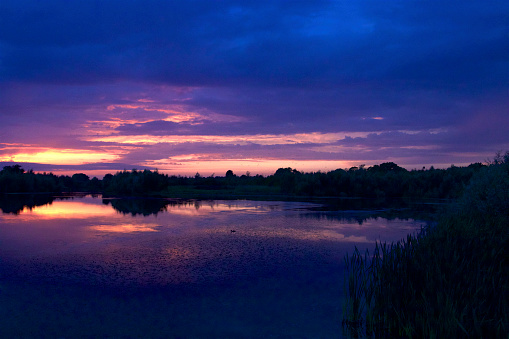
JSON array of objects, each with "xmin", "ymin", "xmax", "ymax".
[
  {"xmin": 343, "ymin": 220, "xmax": 508, "ymax": 338},
  {"xmin": 343, "ymin": 152, "xmax": 509, "ymax": 338}
]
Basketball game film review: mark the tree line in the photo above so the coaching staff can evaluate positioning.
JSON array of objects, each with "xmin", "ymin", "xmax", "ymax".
[{"xmin": 0, "ymin": 161, "xmax": 488, "ymax": 199}]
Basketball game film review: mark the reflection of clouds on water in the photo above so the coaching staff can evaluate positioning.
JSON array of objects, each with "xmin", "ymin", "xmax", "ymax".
[
  {"xmin": 164, "ymin": 203, "xmax": 264, "ymax": 216},
  {"xmin": 25, "ymin": 201, "xmax": 115, "ymax": 219},
  {"xmin": 91, "ymin": 223, "xmax": 160, "ymax": 233},
  {"xmin": 163, "ymin": 200, "xmax": 316, "ymax": 216},
  {"xmin": 0, "ymin": 194, "xmax": 426, "ymax": 287},
  {"xmin": 0, "ymin": 200, "xmax": 115, "ymax": 222},
  {"xmin": 103, "ymin": 197, "xmax": 323, "ymax": 217},
  {"xmin": 0, "ymin": 194, "xmax": 55, "ymax": 214},
  {"xmin": 203, "ymin": 225, "xmax": 370, "ymax": 243}
]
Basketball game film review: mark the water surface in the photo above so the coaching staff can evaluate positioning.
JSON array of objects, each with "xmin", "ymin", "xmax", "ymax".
[{"xmin": 0, "ymin": 195, "xmax": 428, "ymax": 338}]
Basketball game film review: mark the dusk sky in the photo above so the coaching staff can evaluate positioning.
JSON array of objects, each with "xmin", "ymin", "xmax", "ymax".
[{"xmin": 1, "ymin": 1, "xmax": 508, "ymax": 177}]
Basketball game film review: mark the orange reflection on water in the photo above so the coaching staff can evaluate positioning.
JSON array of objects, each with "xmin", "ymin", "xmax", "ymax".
[
  {"xmin": 91, "ymin": 223, "xmax": 160, "ymax": 233},
  {"xmin": 167, "ymin": 202, "xmax": 265, "ymax": 216},
  {"xmin": 19, "ymin": 201, "xmax": 116, "ymax": 219}
]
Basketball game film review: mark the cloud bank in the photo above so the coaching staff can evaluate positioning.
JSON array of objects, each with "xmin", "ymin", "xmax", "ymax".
[{"xmin": 1, "ymin": 1, "xmax": 508, "ymax": 176}]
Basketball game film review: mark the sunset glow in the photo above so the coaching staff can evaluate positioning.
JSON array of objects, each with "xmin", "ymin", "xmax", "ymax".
[
  {"xmin": 144, "ymin": 158, "xmax": 357, "ymax": 176},
  {"xmin": 0, "ymin": 149, "xmax": 119, "ymax": 165},
  {"xmin": 0, "ymin": 2, "xmax": 507, "ymax": 176}
]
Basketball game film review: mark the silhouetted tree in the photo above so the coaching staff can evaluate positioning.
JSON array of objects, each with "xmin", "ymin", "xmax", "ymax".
[{"xmin": 71, "ymin": 173, "xmax": 90, "ymax": 191}]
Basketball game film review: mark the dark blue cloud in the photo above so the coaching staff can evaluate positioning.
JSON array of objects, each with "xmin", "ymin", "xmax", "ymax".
[{"xmin": 2, "ymin": 1, "xmax": 507, "ymax": 90}]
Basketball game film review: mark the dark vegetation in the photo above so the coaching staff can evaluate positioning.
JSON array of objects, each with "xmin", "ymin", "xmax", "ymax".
[
  {"xmin": 342, "ymin": 152, "xmax": 509, "ymax": 338},
  {"xmin": 0, "ymin": 193, "xmax": 56, "ymax": 214},
  {"xmin": 1, "ymin": 154, "xmax": 507, "ymax": 337},
  {"xmin": 0, "ymin": 161, "xmax": 486, "ymax": 199},
  {"xmin": 0, "ymin": 165, "xmax": 101, "ymax": 193}
]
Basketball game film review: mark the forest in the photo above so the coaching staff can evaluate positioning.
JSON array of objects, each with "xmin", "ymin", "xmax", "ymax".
[{"xmin": 0, "ymin": 161, "xmax": 486, "ymax": 199}]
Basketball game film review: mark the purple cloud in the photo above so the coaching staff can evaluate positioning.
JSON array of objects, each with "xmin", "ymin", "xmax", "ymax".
[{"xmin": 0, "ymin": 1, "xmax": 507, "ymax": 175}]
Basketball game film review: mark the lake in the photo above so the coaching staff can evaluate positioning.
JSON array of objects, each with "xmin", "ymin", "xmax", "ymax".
[{"xmin": 0, "ymin": 194, "xmax": 433, "ymax": 338}]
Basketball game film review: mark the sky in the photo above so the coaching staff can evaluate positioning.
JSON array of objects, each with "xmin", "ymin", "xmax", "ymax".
[{"xmin": 1, "ymin": 1, "xmax": 508, "ymax": 177}]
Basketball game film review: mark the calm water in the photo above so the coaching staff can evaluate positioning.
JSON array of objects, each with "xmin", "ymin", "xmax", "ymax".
[{"xmin": 0, "ymin": 194, "xmax": 430, "ymax": 338}]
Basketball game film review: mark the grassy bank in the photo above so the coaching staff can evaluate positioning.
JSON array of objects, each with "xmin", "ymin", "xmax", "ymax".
[{"xmin": 343, "ymin": 153, "xmax": 509, "ymax": 338}]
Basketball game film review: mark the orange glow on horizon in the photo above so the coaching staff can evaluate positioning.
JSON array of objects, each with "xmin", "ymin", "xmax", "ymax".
[
  {"xmin": 0, "ymin": 149, "xmax": 119, "ymax": 165},
  {"xmin": 143, "ymin": 158, "xmax": 360, "ymax": 176}
]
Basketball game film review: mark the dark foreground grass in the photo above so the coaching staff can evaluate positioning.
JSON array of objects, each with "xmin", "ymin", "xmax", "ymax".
[{"xmin": 343, "ymin": 153, "xmax": 509, "ymax": 338}]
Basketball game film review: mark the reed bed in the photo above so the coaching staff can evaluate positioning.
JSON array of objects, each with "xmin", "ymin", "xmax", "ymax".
[
  {"xmin": 343, "ymin": 153, "xmax": 509, "ymax": 338},
  {"xmin": 343, "ymin": 220, "xmax": 508, "ymax": 338}
]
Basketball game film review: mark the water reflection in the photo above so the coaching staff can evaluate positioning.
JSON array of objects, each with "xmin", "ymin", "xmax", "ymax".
[
  {"xmin": 103, "ymin": 197, "xmax": 173, "ymax": 216},
  {"xmin": 0, "ymin": 195, "xmax": 429, "ymax": 246},
  {"xmin": 27, "ymin": 201, "xmax": 114, "ymax": 219},
  {"xmin": 90, "ymin": 223, "xmax": 160, "ymax": 233},
  {"xmin": 0, "ymin": 193, "xmax": 101, "ymax": 215},
  {"xmin": 0, "ymin": 194, "xmax": 432, "ymax": 337},
  {"xmin": 100, "ymin": 197, "xmax": 314, "ymax": 218},
  {"xmin": 0, "ymin": 194, "xmax": 427, "ymax": 286},
  {"xmin": 1, "ymin": 194, "xmax": 440, "ymax": 223},
  {"xmin": 0, "ymin": 194, "xmax": 56, "ymax": 214}
]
